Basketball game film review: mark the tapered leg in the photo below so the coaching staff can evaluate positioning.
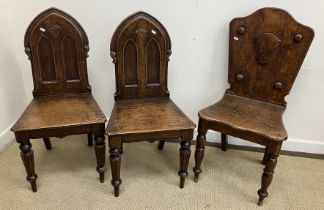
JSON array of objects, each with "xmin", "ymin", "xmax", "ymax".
[
  {"xmin": 94, "ymin": 135, "xmax": 106, "ymax": 183},
  {"xmin": 193, "ymin": 122, "xmax": 207, "ymax": 183},
  {"xmin": 19, "ymin": 142, "xmax": 38, "ymax": 192},
  {"xmin": 158, "ymin": 140, "xmax": 165, "ymax": 150},
  {"xmin": 110, "ymin": 147, "xmax": 122, "ymax": 197},
  {"xmin": 221, "ymin": 133, "xmax": 228, "ymax": 151},
  {"xmin": 258, "ymin": 154, "xmax": 278, "ymax": 206},
  {"xmin": 120, "ymin": 144, "xmax": 123, "ymax": 154},
  {"xmin": 43, "ymin": 138, "xmax": 52, "ymax": 150},
  {"xmin": 178, "ymin": 140, "xmax": 191, "ymax": 188},
  {"xmin": 88, "ymin": 133, "xmax": 93, "ymax": 147}
]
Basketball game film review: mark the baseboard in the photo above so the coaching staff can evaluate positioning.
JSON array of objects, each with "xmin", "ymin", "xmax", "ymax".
[
  {"xmin": 0, "ymin": 123, "xmax": 14, "ymax": 153},
  {"xmin": 194, "ymin": 130, "xmax": 324, "ymax": 155}
]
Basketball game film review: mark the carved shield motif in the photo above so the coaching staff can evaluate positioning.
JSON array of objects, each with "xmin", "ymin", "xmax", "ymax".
[{"xmin": 254, "ymin": 33, "xmax": 281, "ymax": 64}]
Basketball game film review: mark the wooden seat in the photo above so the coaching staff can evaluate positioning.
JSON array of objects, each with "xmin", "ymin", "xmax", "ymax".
[
  {"xmin": 11, "ymin": 8, "xmax": 107, "ymax": 192},
  {"xmin": 12, "ymin": 95, "xmax": 105, "ymax": 134},
  {"xmin": 199, "ymin": 93, "xmax": 287, "ymax": 143},
  {"xmin": 193, "ymin": 8, "xmax": 314, "ymax": 205},
  {"xmin": 107, "ymin": 12, "xmax": 195, "ymax": 197},
  {"xmin": 107, "ymin": 98, "xmax": 195, "ymax": 136}
]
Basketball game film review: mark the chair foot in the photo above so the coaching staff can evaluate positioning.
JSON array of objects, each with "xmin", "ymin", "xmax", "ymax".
[
  {"xmin": 221, "ymin": 133, "xmax": 227, "ymax": 151},
  {"xmin": 158, "ymin": 140, "xmax": 165, "ymax": 150},
  {"xmin": 114, "ymin": 186, "xmax": 120, "ymax": 197},
  {"xmin": 43, "ymin": 138, "xmax": 52, "ymax": 150},
  {"xmin": 193, "ymin": 173, "xmax": 199, "ymax": 183},
  {"xmin": 88, "ymin": 133, "xmax": 93, "ymax": 147}
]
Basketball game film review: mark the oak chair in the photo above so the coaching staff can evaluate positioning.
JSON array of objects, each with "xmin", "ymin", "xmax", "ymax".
[
  {"xmin": 193, "ymin": 8, "xmax": 314, "ymax": 205},
  {"xmin": 107, "ymin": 12, "xmax": 196, "ymax": 197},
  {"xmin": 11, "ymin": 8, "xmax": 107, "ymax": 192}
]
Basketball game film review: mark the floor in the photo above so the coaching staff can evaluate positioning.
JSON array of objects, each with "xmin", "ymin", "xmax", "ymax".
[{"xmin": 0, "ymin": 135, "xmax": 323, "ymax": 209}]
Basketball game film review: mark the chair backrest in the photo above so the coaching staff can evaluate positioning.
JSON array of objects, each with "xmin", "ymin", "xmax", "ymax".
[
  {"xmin": 110, "ymin": 12, "xmax": 171, "ymax": 100},
  {"xmin": 25, "ymin": 8, "xmax": 91, "ymax": 96},
  {"xmin": 227, "ymin": 8, "xmax": 314, "ymax": 106}
]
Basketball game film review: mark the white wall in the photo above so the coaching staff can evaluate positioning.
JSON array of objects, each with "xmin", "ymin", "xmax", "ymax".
[
  {"xmin": 0, "ymin": 0, "xmax": 28, "ymax": 152},
  {"xmin": 1, "ymin": 0, "xmax": 324, "ymax": 153}
]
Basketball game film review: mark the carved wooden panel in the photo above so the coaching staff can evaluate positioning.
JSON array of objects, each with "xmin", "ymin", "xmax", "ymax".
[
  {"xmin": 227, "ymin": 8, "xmax": 314, "ymax": 105},
  {"xmin": 110, "ymin": 12, "xmax": 171, "ymax": 100},
  {"xmin": 38, "ymin": 36, "xmax": 56, "ymax": 82},
  {"xmin": 24, "ymin": 8, "xmax": 91, "ymax": 96},
  {"xmin": 123, "ymin": 40, "xmax": 138, "ymax": 86}
]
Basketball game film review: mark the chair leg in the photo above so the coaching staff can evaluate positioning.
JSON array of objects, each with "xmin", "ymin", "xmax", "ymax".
[
  {"xmin": 110, "ymin": 147, "xmax": 122, "ymax": 197},
  {"xmin": 193, "ymin": 123, "xmax": 207, "ymax": 183},
  {"xmin": 257, "ymin": 154, "xmax": 278, "ymax": 206},
  {"xmin": 262, "ymin": 152, "xmax": 269, "ymax": 165},
  {"xmin": 94, "ymin": 135, "xmax": 106, "ymax": 183},
  {"xmin": 19, "ymin": 142, "xmax": 38, "ymax": 192},
  {"xmin": 221, "ymin": 133, "xmax": 228, "ymax": 151},
  {"xmin": 43, "ymin": 138, "xmax": 52, "ymax": 150},
  {"xmin": 120, "ymin": 144, "xmax": 123, "ymax": 154},
  {"xmin": 178, "ymin": 140, "xmax": 191, "ymax": 188},
  {"xmin": 88, "ymin": 133, "xmax": 93, "ymax": 147},
  {"xmin": 158, "ymin": 140, "xmax": 165, "ymax": 150}
]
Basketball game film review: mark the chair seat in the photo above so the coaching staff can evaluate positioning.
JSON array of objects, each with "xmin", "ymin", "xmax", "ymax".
[
  {"xmin": 106, "ymin": 98, "xmax": 195, "ymax": 136},
  {"xmin": 11, "ymin": 94, "xmax": 106, "ymax": 133},
  {"xmin": 199, "ymin": 93, "xmax": 287, "ymax": 142}
]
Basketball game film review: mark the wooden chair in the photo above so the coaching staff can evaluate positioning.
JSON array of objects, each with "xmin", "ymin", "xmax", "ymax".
[
  {"xmin": 193, "ymin": 8, "xmax": 314, "ymax": 205},
  {"xmin": 11, "ymin": 8, "xmax": 107, "ymax": 192},
  {"xmin": 107, "ymin": 12, "xmax": 196, "ymax": 197}
]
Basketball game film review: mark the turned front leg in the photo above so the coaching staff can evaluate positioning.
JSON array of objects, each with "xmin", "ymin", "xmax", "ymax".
[
  {"xmin": 19, "ymin": 142, "xmax": 38, "ymax": 192},
  {"xmin": 110, "ymin": 147, "xmax": 122, "ymax": 197},
  {"xmin": 193, "ymin": 130, "xmax": 207, "ymax": 182},
  {"xmin": 178, "ymin": 140, "xmax": 191, "ymax": 188},
  {"xmin": 94, "ymin": 135, "xmax": 106, "ymax": 183},
  {"xmin": 258, "ymin": 154, "xmax": 278, "ymax": 206}
]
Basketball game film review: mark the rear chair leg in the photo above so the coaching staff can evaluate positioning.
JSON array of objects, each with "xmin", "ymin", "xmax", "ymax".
[
  {"xmin": 221, "ymin": 133, "xmax": 228, "ymax": 151},
  {"xmin": 158, "ymin": 140, "xmax": 165, "ymax": 150},
  {"xmin": 43, "ymin": 138, "xmax": 52, "ymax": 150},
  {"xmin": 88, "ymin": 133, "xmax": 93, "ymax": 147}
]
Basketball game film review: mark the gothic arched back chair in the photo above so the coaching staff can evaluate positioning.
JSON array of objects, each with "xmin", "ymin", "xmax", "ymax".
[
  {"xmin": 193, "ymin": 8, "xmax": 314, "ymax": 205},
  {"xmin": 106, "ymin": 12, "xmax": 196, "ymax": 197},
  {"xmin": 11, "ymin": 8, "xmax": 107, "ymax": 192}
]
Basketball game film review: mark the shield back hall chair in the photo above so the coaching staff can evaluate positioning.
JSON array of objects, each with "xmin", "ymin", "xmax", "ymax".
[
  {"xmin": 11, "ymin": 8, "xmax": 107, "ymax": 192},
  {"xmin": 193, "ymin": 8, "xmax": 314, "ymax": 205},
  {"xmin": 107, "ymin": 12, "xmax": 196, "ymax": 197}
]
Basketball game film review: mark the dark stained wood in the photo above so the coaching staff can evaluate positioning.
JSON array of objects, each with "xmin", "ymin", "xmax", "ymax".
[
  {"xmin": 220, "ymin": 133, "xmax": 227, "ymax": 151},
  {"xmin": 24, "ymin": 8, "xmax": 91, "ymax": 96},
  {"xmin": 11, "ymin": 8, "xmax": 107, "ymax": 192},
  {"xmin": 43, "ymin": 137, "xmax": 52, "ymax": 150},
  {"xmin": 88, "ymin": 133, "xmax": 93, "ymax": 147},
  {"xmin": 107, "ymin": 11, "xmax": 195, "ymax": 197},
  {"xmin": 110, "ymin": 11, "xmax": 171, "ymax": 100},
  {"xmin": 193, "ymin": 8, "xmax": 314, "ymax": 205},
  {"xmin": 158, "ymin": 140, "xmax": 165, "ymax": 150}
]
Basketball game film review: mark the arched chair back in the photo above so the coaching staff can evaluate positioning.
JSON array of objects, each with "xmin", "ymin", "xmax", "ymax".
[
  {"xmin": 24, "ymin": 8, "xmax": 91, "ymax": 96},
  {"xmin": 110, "ymin": 12, "xmax": 172, "ymax": 100}
]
